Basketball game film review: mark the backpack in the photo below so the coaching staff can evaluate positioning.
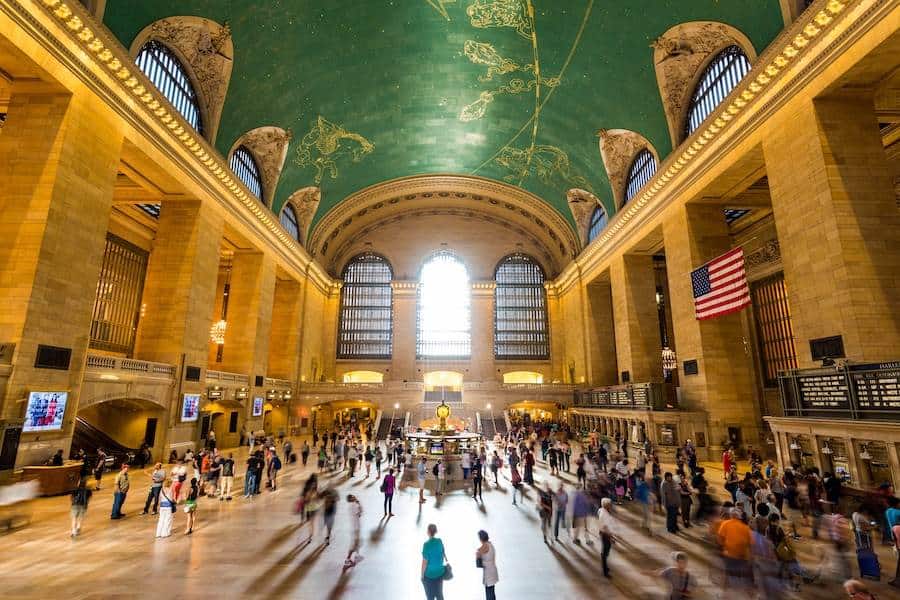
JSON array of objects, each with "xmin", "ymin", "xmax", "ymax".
[
  {"xmin": 272, "ymin": 456, "xmax": 282, "ymax": 470},
  {"xmin": 432, "ymin": 463, "xmax": 439, "ymax": 477}
]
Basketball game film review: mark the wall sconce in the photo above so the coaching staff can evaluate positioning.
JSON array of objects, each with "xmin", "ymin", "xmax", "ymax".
[
  {"xmin": 789, "ymin": 437, "xmax": 800, "ymax": 450},
  {"xmin": 393, "ymin": 402, "xmax": 399, "ymax": 409},
  {"xmin": 859, "ymin": 444, "xmax": 872, "ymax": 461},
  {"xmin": 821, "ymin": 440, "xmax": 833, "ymax": 455}
]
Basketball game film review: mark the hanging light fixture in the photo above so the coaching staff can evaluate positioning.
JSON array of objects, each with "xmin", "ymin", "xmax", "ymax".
[
  {"xmin": 821, "ymin": 440, "xmax": 833, "ymax": 455},
  {"xmin": 209, "ymin": 319, "xmax": 227, "ymax": 345},
  {"xmin": 789, "ymin": 437, "xmax": 800, "ymax": 450},
  {"xmin": 661, "ymin": 346, "xmax": 677, "ymax": 372},
  {"xmin": 859, "ymin": 444, "xmax": 872, "ymax": 461}
]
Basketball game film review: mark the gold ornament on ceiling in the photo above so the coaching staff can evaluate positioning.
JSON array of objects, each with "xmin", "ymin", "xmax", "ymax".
[
  {"xmin": 467, "ymin": 0, "xmax": 533, "ymax": 39},
  {"xmin": 294, "ymin": 116, "xmax": 374, "ymax": 185},
  {"xmin": 495, "ymin": 145, "xmax": 592, "ymax": 194}
]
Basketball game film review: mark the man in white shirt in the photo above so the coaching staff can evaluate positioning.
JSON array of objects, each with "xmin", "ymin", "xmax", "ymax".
[
  {"xmin": 344, "ymin": 494, "xmax": 363, "ymax": 567},
  {"xmin": 597, "ymin": 497, "xmax": 621, "ymax": 578}
]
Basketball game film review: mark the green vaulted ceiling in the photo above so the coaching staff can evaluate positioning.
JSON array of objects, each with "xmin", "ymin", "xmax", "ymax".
[{"xmin": 103, "ymin": 1, "xmax": 784, "ymax": 227}]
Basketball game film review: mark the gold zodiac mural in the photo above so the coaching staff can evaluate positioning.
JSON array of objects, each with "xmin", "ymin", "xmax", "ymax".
[
  {"xmin": 495, "ymin": 145, "xmax": 593, "ymax": 193},
  {"xmin": 426, "ymin": 0, "xmax": 456, "ymax": 21},
  {"xmin": 467, "ymin": 0, "xmax": 533, "ymax": 39},
  {"xmin": 294, "ymin": 116, "xmax": 374, "ymax": 185}
]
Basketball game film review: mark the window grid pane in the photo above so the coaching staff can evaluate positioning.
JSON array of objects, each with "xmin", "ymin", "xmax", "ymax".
[
  {"xmin": 494, "ymin": 254, "xmax": 549, "ymax": 359},
  {"xmin": 135, "ymin": 40, "xmax": 203, "ymax": 135},
  {"xmin": 587, "ymin": 206, "xmax": 607, "ymax": 242},
  {"xmin": 229, "ymin": 146, "xmax": 263, "ymax": 199},
  {"xmin": 280, "ymin": 204, "xmax": 300, "ymax": 241},
  {"xmin": 338, "ymin": 254, "xmax": 393, "ymax": 359},
  {"xmin": 624, "ymin": 149, "xmax": 657, "ymax": 204},
  {"xmin": 90, "ymin": 234, "xmax": 149, "ymax": 354},
  {"xmin": 416, "ymin": 252, "xmax": 471, "ymax": 358},
  {"xmin": 684, "ymin": 46, "xmax": 751, "ymax": 138},
  {"xmin": 751, "ymin": 272, "xmax": 798, "ymax": 386}
]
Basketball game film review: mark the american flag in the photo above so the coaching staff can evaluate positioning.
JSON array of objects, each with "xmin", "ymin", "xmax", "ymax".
[{"xmin": 691, "ymin": 247, "xmax": 751, "ymax": 320}]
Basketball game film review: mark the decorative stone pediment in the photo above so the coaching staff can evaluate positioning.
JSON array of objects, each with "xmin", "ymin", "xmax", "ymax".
[
  {"xmin": 651, "ymin": 21, "xmax": 756, "ymax": 146},
  {"xmin": 285, "ymin": 186, "xmax": 321, "ymax": 246},
  {"xmin": 567, "ymin": 188, "xmax": 601, "ymax": 247},
  {"xmin": 230, "ymin": 127, "xmax": 292, "ymax": 208},
  {"xmin": 131, "ymin": 17, "xmax": 234, "ymax": 143},
  {"xmin": 597, "ymin": 129, "xmax": 658, "ymax": 210}
]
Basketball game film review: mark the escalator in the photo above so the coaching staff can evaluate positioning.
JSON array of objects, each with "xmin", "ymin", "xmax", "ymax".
[{"xmin": 70, "ymin": 417, "xmax": 138, "ymax": 469}]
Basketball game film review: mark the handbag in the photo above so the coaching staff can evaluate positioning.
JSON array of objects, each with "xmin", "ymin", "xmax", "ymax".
[
  {"xmin": 775, "ymin": 538, "xmax": 795, "ymax": 562},
  {"xmin": 442, "ymin": 563, "xmax": 453, "ymax": 580},
  {"xmin": 476, "ymin": 557, "xmax": 484, "ymax": 568}
]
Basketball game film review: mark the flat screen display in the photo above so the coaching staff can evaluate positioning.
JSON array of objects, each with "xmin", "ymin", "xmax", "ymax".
[
  {"xmin": 181, "ymin": 393, "xmax": 200, "ymax": 422},
  {"xmin": 23, "ymin": 391, "xmax": 68, "ymax": 432},
  {"xmin": 252, "ymin": 397, "xmax": 264, "ymax": 417},
  {"xmin": 429, "ymin": 442, "xmax": 443, "ymax": 455}
]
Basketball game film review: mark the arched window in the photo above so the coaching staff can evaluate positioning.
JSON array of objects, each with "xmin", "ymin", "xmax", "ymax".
[
  {"xmin": 279, "ymin": 203, "xmax": 300, "ymax": 241},
  {"xmin": 229, "ymin": 146, "xmax": 263, "ymax": 200},
  {"xmin": 494, "ymin": 254, "xmax": 549, "ymax": 360},
  {"xmin": 135, "ymin": 40, "xmax": 203, "ymax": 134},
  {"xmin": 338, "ymin": 253, "xmax": 393, "ymax": 359},
  {"xmin": 624, "ymin": 149, "xmax": 657, "ymax": 204},
  {"xmin": 417, "ymin": 252, "xmax": 470, "ymax": 358},
  {"xmin": 587, "ymin": 206, "xmax": 607, "ymax": 242},
  {"xmin": 684, "ymin": 45, "xmax": 751, "ymax": 138}
]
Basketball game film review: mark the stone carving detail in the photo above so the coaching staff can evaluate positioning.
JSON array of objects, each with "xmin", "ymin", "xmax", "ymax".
[
  {"xmin": 651, "ymin": 21, "xmax": 756, "ymax": 145},
  {"xmin": 285, "ymin": 186, "xmax": 321, "ymax": 246},
  {"xmin": 597, "ymin": 129, "xmax": 658, "ymax": 209},
  {"xmin": 134, "ymin": 17, "xmax": 234, "ymax": 142},
  {"xmin": 566, "ymin": 188, "xmax": 600, "ymax": 247},
  {"xmin": 745, "ymin": 239, "xmax": 781, "ymax": 272},
  {"xmin": 231, "ymin": 127, "xmax": 292, "ymax": 208}
]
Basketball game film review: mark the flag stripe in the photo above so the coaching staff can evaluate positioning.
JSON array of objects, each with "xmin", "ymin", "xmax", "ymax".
[{"xmin": 691, "ymin": 247, "xmax": 750, "ymax": 320}]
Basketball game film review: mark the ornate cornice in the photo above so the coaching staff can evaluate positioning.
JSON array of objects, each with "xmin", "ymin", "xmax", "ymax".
[
  {"xmin": 309, "ymin": 174, "xmax": 579, "ymax": 272},
  {"xmin": 20, "ymin": 0, "xmax": 333, "ymax": 289},
  {"xmin": 555, "ymin": 0, "xmax": 872, "ymax": 295}
]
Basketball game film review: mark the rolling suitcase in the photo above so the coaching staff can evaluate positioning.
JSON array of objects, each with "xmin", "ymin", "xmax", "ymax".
[{"xmin": 857, "ymin": 547, "xmax": 881, "ymax": 580}]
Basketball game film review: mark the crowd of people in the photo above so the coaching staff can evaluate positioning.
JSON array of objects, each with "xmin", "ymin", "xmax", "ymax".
[{"xmin": 64, "ymin": 418, "xmax": 900, "ymax": 599}]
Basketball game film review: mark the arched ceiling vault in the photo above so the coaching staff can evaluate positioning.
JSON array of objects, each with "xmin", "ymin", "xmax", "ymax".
[{"xmin": 102, "ymin": 1, "xmax": 783, "ymax": 228}]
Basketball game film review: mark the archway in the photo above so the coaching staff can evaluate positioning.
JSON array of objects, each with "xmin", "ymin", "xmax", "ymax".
[{"xmin": 75, "ymin": 397, "xmax": 166, "ymax": 464}]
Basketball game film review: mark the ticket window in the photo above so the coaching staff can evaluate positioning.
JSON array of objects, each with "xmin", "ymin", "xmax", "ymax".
[{"xmin": 858, "ymin": 441, "xmax": 894, "ymax": 489}]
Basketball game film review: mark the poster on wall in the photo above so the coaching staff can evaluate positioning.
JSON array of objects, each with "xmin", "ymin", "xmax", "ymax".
[
  {"xmin": 22, "ymin": 391, "xmax": 68, "ymax": 432},
  {"xmin": 181, "ymin": 393, "xmax": 200, "ymax": 422},
  {"xmin": 252, "ymin": 397, "xmax": 264, "ymax": 417}
]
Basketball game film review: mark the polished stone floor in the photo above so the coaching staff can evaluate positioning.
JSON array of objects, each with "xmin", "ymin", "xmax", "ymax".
[{"xmin": 1, "ymin": 439, "xmax": 896, "ymax": 599}]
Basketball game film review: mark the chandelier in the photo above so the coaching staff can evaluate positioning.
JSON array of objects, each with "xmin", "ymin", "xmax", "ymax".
[
  {"xmin": 661, "ymin": 346, "xmax": 677, "ymax": 372},
  {"xmin": 209, "ymin": 319, "xmax": 227, "ymax": 345}
]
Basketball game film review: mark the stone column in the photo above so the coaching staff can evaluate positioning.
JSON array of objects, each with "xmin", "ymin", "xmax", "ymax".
[
  {"xmin": 219, "ymin": 250, "xmax": 276, "ymax": 432},
  {"xmin": 763, "ymin": 94, "xmax": 900, "ymax": 364},
  {"xmin": 268, "ymin": 277, "xmax": 304, "ymax": 381},
  {"xmin": 663, "ymin": 203, "xmax": 759, "ymax": 452},
  {"xmin": 391, "ymin": 282, "xmax": 418, "ymax": 383},
  {"xmin": 584, "ymin": 277, "xmax": 618, "ymax": 386},
  {"xmin": 0, "ymin": 90, "xmax": 123, "ymax": 465},
  {"xmin": 135, "ymin": 199, "xmax": 224, "ymax": 452},
  {"xmin": 610, "ymin": 255, "xmax": 663, "ymax": 383},
  {"xmin": 470, "ymin": 283, "xmax": 495, "ymax": 381}
]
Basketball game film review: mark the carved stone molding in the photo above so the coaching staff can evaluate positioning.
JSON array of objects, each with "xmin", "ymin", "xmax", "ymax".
[
  {"xmin": 284, "ymin": 186, "xmax": 321, "ymax": 246},
  {"xmin": 597, "ymin": 129, "xmax": 659, "ymax": 210},
  {"xmin": 652, "ymin": 21, "xmax": 757, "ymax": 147},
  {"xmin": 309, "ymin": 175, "xmax": 579, "ymax": 269},
  {"xmin": 745, "ymin": 239, "xmax": 781, "ymax": 274},
  {"xmin": 131, "ymin": 17, "xmax": 234, "ymax": 143},
  {"xmin": 229, "ymin": 126, "xmax": 292, "ymax": 208},
  {"xmin": 566, "ymin": 188, "xmax": 601, "ymax": 247}
]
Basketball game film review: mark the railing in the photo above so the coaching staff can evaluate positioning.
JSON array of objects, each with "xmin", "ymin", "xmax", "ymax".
[
  {"xmin": 206, "ymin": 369, "xmax": 249, "ymax": 386},
  {"xmin": 85, "ymin": 353, "xmax": 176, "ymax": 378},
  {"xmin": 778, "ymin": 361, "xmax": 900, "ymax": 421},
  {"xmin": 265, "ymin": 376, "xmax": 293, "ymax": 389},
  {"xmin": 572, "ymin": 382, "xmax": 666, "ymax": 410},
  {"xmin": 500, "ymin": 383, "xmax": 577, "ymax": 393},
  {"xmin": 299, "ymin": 381, "xmax": 386, "ymax": 392}
]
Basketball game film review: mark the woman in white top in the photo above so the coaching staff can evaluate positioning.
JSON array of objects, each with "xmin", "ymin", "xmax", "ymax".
[{"xmin": 476, "ymin": 529, "xmax": 499, "ymax": 600}]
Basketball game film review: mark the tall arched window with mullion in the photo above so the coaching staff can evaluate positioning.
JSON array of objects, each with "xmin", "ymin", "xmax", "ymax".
[
  {"xmin": 280, "ymin": 203, "xmax": 300, "ymax": 241},
  {"xmin": 229, "ymin": 146, "xmax": 263, "ymax": 200},
  {"xmin": 417, "ymin": 252, "xmax": 471, "ymax": 358},
  {"xmin": 338, "ymin": 253, "xmax": 393, "ymax": 359},
  {"xmin": 135, "ymin": 40, "xmax": 203, "ymax": 135},
  {"xmin": 624, "ymin": 149, "xmax": 657, "ymax": 204},
  {"xmin": 494, "ymin": 254, "xmax": 549, "ymax": 360},
  {"xmin": 587, "ymin": 206, "xmax": 607, "ymax": 243},
  {"xmin": 684, "ymin": 45, "xmax": 751, "ymax": 138}
]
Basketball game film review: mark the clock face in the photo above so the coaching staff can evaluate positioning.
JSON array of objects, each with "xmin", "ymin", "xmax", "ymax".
[{"xmin": 436, "ymin": 404, "xmax": 451, "ymax": 419}]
